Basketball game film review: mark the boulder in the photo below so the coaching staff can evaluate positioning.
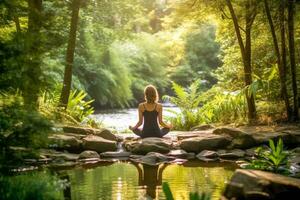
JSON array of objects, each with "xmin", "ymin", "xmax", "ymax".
[
  {"xmin": 63, "ymin": 126, "xmax": 117, "ymax": 141},
  {"xmin": 252, "ymin": 131, "xmax": 292, "ymax": 146},
  {"xmin": 196, "ymin": 150, "xmax": 218, "ymax": 162},
  {"xmin": 223, "ymin": 169, "xmax": 300, "ymax": 200},
  {"xmin": 40, "ymin": 149, "xmax": 79, "ymax": 161},
  {"xmin": 82, "ymin": 135, "xmax": 117, "ymax": 153},
  {"xmin": 125, "ymin": 137, "xmax": 172, "ymax": 155},
  {"xmin": 48, "ymin": 134, "xmax": 82, "ymax": 151},
  {"xmin": 78, "ymin": 150, "xmax": 100, "ymax": 159},
  {"xmin": 167, "ymin": 150, "xmax": 195, "ymax": 159},
  {"xmin": 217, "ymin": 149, "xmax": 245, "ymax": 159},
  {"xmin": 177, "ymin": 130, "xmax": 214, "ymax": 140},
  {"xmin": 130, "ymin": 152, "xmax": 175, "ymax": 166},
  {"xmin": 179, "ymin": 134, "xmax": 231, "ymax": 152},
  {"xmin": 190, "ymin": 124, "xmax": 215, "ymax": 131},
  {"xmin": 100, "ymin": 151, "xmax": 131, "ymax": 158},
  {"xmin": 213, "ymin": 127, "xmax": 256, "ymax": 149}
]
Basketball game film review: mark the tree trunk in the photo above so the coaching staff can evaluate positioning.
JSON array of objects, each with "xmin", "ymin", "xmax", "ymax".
[
  {"xmin": 60, "ymin": 0, "xmax": 81, "ymax": 108},
  {"xmin": 279, "ymin": 0, "xmax": 292, "ymax": 120},
  {"xmin": 264, "ymin": 0, "xmax": 292, "ymax": 120},
  {"xmin": 13, "ymin": 16, "xmax": 21, "ymax": 33},
  {"xmin": 287, "ymin": 0, "xmax": 298, "ymax": 120},
  {"xmin": 24, "ymin": 0, "xmax": 42, "ymax": 107},
  {"xmin": 225, "ymin": 0, "xmax": 256, "ymax": 122}
]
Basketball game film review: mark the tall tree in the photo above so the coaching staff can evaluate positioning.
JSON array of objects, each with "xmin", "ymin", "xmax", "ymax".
[
  {"xmin": 225, "ymin": 0, "xmax": 257, "ymax": 122},
  {"xmin": 60, "ymin": 0, "xmax": 81, "ymax": 108},
  {"xmin": 279, "ymin": 0, "xmax": 292, "ymax": 120},
  {"xmin": 23, "ymin": 0, "xmax": 43, "ymax": 107},
  {"xmin": 264, "ymin": 0, "xmax": 292, "ymax": 120},
  {"xmin": 287, "ymin": 0, "xmax": 298, "ymax": 120}
]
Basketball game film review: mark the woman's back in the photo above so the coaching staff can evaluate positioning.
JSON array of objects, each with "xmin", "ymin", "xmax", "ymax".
[{"xmin": 142, "ymin": 103, "xmax": 161, "ymax": 137}]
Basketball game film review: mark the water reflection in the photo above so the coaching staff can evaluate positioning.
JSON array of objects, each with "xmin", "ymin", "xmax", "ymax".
[
  {"xmin": 132, "ymin": 163, "xmax": 167, "ymax": 199},
  {"xmin": 63, "ymin": 161, "xmax": 235, "ymax": 200}
]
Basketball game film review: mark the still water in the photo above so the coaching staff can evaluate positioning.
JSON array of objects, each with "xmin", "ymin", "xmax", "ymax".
[{"xmin": 63, "ymin": 161, "xmax": 235, "ymax": 200}]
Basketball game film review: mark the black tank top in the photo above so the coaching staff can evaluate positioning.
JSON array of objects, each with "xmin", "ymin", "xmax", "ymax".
[{"xmin": 142, "ymin": 103, "xmax": 161, "ymax": 137}]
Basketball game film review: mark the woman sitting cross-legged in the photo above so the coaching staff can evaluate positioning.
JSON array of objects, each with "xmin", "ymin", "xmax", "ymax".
[{"xmin": 129, "ymin": 85, "xmax": 172, "ymax": 138}]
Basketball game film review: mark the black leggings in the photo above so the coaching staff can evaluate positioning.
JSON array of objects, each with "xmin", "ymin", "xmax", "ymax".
[{"xmin": 132, "ymin": 127, "xmax": 170, "ymax": 138}]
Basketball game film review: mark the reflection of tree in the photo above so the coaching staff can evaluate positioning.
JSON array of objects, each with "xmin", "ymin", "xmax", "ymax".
[{"xmin": 132, "ymin": 162, "xmax": 168, "ymax": 199}]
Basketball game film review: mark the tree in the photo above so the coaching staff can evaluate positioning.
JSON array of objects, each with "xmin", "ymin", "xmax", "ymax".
[
  {"xmin": 287, "ymin": 0, "xmax": 298, "ymax": 120},
  {"xmin": 279, "ymin": 0, "xmax": 293, "ymax": 120},
  {"xmin": 264, "ymin": 0, "xmax": 292, "ymax": 120},
  {"xmin": 225, "ymin": 0, "xmax": 257, "ymax": 122},
  {"xmin": 60, "ymin": 0, "xmax": 81, "ymax": 108},
  {"xmin": 23, "ymin": 0, "xmax": 43, "ymax": 107}
]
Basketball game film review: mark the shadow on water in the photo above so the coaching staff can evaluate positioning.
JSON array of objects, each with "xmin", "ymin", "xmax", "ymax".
[{"xmin": 58, "ymin": 160, "xmax": 236, "ymax": 200}]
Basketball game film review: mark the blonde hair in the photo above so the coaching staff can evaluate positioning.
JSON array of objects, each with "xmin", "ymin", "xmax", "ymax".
[{"xmin": 144, "ymin": 85, "xmax": 159, "ymax": 103}]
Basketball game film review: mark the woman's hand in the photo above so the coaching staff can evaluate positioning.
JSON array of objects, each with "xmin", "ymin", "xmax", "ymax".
[{"xmin": 165, "ymin": 123, "xmax": 173, "ymax": 129}]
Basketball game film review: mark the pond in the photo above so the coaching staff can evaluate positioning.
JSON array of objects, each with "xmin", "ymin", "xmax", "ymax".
[
  {"xmin": 61, "ymin": 161, "xmax": 235, "ymax": 200},
  {"xmin": 91, "ymin": 106, "xmax": 180, "ymax": 133}
]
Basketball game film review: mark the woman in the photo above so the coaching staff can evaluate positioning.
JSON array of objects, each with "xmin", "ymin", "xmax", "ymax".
[{"xmin": 129, "ymin": 85, "xmax": 172, "ymax": 138}]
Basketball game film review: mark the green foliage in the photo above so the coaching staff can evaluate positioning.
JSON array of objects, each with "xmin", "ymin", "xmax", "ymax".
[
  {"xmin": 163, "ymin": 80, "xmax": 203, "ymax": 130},
  {"xmin": 199, "ymin": 87, "xmax": 247, "ymax": 124},
  {"xmin": 163, "ymin": 182, "xmax": 211, "ymax": 200},
  {"xmin": 39, "ymin": 87, "xmax": 94, "ymax": 124},
  {"xmin": 0, "ymin": 92, "xmax": 52, "ymax": 149},
  {"xmin": 0, "ymin": 172, "xmax": 64, "ymax": 200},
  {"xmin": 67, "ymin": 90, "xmax": 94, "ymax": 122},
  {"xmin": 245, "ymin": 138, "xmax": 290, "ymax": 174}
]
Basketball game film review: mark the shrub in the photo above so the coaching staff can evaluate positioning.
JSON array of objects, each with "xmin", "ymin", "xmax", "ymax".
[
  {"xmin": 244, "ymin": 138, "xmax": 290, "ymax": 174},
  {"xmin": 0, "ymin": 172, "xmax": 65, "ymax": 200},
  {"xmin": 163, "ymin": 80, "xmax": 203, "ymax": 130}
]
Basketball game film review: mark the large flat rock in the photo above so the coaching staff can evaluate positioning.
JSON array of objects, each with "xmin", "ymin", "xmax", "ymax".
[
  {"xmin": 124, "ymin": 137, "xmax": 172, "ymax": 155},
  {"xmin": 213, "ymin": 127, "xmax": 256, "ymax": 149},
  {"xmin": 63, "ymin": 126, "xmax": 117, "ymax": 141},
  {"xmin": 82, "ymin": 135, "xmax": 117, "ymax": 153},
  {"xmin": 176, "ymin": 130, "xmax": 214, "ymax": 140},
  {"xmin": 48, "ymin": 134, "xmax": 82, "ymax": 151},
  {"xmin": 179, "ymin": 134, "xmax": 231, "ymax": 153},
  {"xmin": 223, "ymin": 169, "xmax": 300, "ymax": 200}
]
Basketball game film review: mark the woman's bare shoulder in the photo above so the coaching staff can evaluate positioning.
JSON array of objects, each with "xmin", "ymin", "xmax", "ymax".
[
  {"xmin": 156, "ymin": 103, "xmax": 163, "ymax": 109},
  {"xmin": 138, "ymin": 102, "xmax": 145, "ymax": 110}
]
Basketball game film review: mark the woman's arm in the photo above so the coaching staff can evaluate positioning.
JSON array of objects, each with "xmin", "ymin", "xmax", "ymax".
[
  {"xmin": 129, "ymin": 104, "xmax": 143, "ymax": 130},
  {"xmin": 158, "ymin": 104, "xmax": 172, "ymax": 129}
]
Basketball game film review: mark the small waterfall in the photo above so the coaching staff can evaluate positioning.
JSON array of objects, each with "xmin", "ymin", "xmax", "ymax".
[{"xmin": 117, "ymin": 141, "xmax": 125, "ymax": 152}]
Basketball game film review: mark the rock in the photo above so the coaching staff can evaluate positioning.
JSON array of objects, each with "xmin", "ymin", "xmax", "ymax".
[
  {"xmin": 213, "ymin": 127, "xmax": 256, "ymax": 149},
  {"xmin": 78, "ymin": 150, "xmax": 100, "ymax": 159},
  {"xmin": 82, "ymin": 135, "xmax": 117, "ymax": 153},
  {"xmin": 63, "ymin": 126, "xmax": 117, "ymax": 141},
  {"xmin": 125, "ymin": 137, "xmax": 172, "ymax": 155},
  {"xmin": 179, "ymin": 134, "xmax": 231, "ymax": 153},
  {"xmin": 40, "ymin": 149, "xmax": 79, "ymax": 161},
  {"xmin": 252, "ymin": 131, "xmax": 292, "ymax": 146},
  {"xmin": 177, "ymin": 130, "xmax": 214, "ymax": 140},
  {"xmin": 196, "ymin": 150, "xmax": 218, "ymax": 162},
  {"xmin": 130, "ymin": 152, "xmax": 175, "ymax": 166},
  {"xmin": 100, "ymin": 151, "xmax": 131, "ymax": 158},
  {"xmin": 245, "ymin": 148, "xmax": 256, "ymax": 157},
  {"xmin": 167, "ymin": 150, "xmax": 195, "ymax": 159},
  {"xmin": 48, "ymin": 134, "xmax": 82, "ymax": 151},
  {"xmin": 223, "ymin": 169, "xmax": 300, "ymax": 200},
  {"xmin": 218, "ymin": 149, "xmax": 245, "ymax": 159},
  {"xmin": 190, "ymin": 124, "xmax": 215, "ymax": 131},
  {"xmin": 197, "ymin": 150, "xmax": 218, "ymax": 158}
]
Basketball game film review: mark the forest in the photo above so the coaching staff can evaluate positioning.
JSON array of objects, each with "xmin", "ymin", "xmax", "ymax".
[{"xmin": 0, "ymin": 0, "xmax": 300, "ymax": 200}]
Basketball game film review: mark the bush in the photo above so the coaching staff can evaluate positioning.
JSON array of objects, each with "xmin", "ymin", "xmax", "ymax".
[
  {"xmin": 163, "ymin": 80, "xmax": 203, "ymax": 130},
  {"xmin": 39, "ymin": 87, "xmax": 94, "ymax": 125},
  {"xmin": 0, "ymin": 172, "xmax": 65, "ymax": 200},
  {"xmin": 244, "ymin": 138, "xmax": 290, "ymax": 174}
]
